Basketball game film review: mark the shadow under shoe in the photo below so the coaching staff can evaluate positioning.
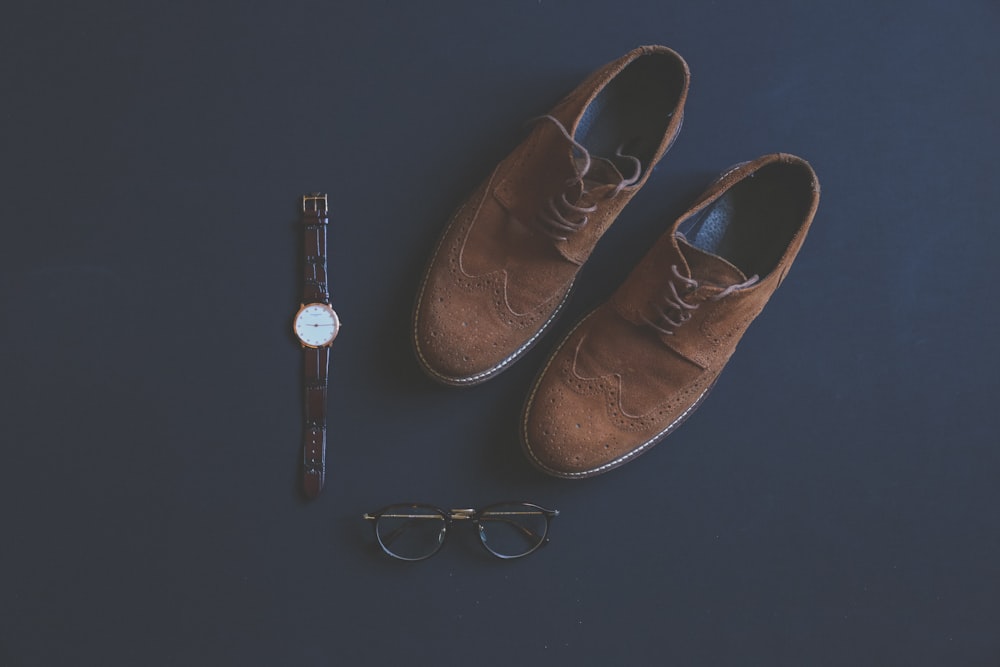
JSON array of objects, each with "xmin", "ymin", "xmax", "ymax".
[
  {"xmin": 413, "ymin": 45, "xmax": 690, "ymax": 386},
  {"xmin": 521, "ymin": 154, "xmax": 820, "ymax": 477}
]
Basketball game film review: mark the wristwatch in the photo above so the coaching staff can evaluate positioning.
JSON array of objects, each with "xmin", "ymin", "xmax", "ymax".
[{"xmin": 292, "ymin": 193, "xmax": 341, "ymax": 499}]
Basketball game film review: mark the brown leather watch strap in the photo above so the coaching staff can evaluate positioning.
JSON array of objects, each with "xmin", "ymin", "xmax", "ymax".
[
  {"xmin": 302, "ymin": 345, "xmax": 330, "ymax": 499},
  {"xmin": 302, "ymin": 197, "xmax": 330, "ymax": 305},
  {"xmin": 300, "ymin": 193, "xmax": 331, "ymax": 499}
]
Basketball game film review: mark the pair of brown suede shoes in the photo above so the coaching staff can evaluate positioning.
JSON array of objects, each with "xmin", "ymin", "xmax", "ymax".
[{"xmin": 413, "ymin": 45, "xmax": 820, "ymax": 478}]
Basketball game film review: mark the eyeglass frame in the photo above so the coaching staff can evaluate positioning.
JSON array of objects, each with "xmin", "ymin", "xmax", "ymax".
[{"xmin": 362, "ymin": 501, "xmax": 559, "ymax": 561}]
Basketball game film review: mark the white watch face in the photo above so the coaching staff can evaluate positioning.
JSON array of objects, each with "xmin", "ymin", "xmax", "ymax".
[{"xmin": 294, "ymin": 303, "xmax": 340, "ymax": 347}]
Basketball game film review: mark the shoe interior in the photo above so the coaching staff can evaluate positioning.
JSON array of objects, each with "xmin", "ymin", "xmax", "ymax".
[
  {"xmin": 678, "ymin": 161, "xmax": 816, "ymax": 279},
  {"xmin": 575, "ymin": 52, "xmax": 687, "ymax": 178}
]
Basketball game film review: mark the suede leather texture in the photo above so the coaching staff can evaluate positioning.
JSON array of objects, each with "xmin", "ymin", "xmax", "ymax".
[
  {"xmin": 522, "ymin": 154, "xmax": 820, "ymax": 477},
  {"xmin": 413, "ymin": 45, "xmax": 689, "ymax": 385}
]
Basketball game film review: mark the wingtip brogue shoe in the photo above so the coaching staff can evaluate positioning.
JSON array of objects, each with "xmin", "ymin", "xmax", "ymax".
[
  {"xmin": 413, "ymin": 45, "xmax": 690, "ymax": 386},
  {"xmin": 521, "ymin": 153, "xmax": 820, "ymax": 477}
]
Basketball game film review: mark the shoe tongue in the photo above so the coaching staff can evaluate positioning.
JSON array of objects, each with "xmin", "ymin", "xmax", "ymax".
[{"xmin": 676, "ymin": 234, "xmax": 748, "ymax": 286}]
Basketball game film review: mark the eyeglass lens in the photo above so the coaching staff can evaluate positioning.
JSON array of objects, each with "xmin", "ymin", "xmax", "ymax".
[
  {"xmin": 374, "ymin": 505, "xmax": 447, "ymax": 561},
  {"xmin": 477, "ymin": 503, "xmax": 550, "ymax": 559}
]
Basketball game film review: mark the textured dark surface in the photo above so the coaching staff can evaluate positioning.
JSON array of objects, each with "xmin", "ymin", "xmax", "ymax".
[{"xmin": 1, "ymin": 2, "xmax": 997, "ymax": 665}]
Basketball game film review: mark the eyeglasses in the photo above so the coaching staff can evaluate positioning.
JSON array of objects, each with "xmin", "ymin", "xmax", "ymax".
[{"xmin": 362, "ymin": 502, "xmax": 559, "ymax": 561}]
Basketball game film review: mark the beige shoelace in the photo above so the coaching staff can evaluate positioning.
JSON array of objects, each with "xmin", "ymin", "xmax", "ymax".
[
  {"xmin": 531, "ymin": 114, "xmax": 641, "ymax": 242},
  {"xmin": 642, "ymin": 263, "xmax": 759, "ymax": 336}
]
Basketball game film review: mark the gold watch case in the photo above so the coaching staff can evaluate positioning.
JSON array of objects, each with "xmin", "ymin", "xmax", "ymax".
[{"xmin": 293, "ymin": 303, "xmax": 341, "ymax": 348}]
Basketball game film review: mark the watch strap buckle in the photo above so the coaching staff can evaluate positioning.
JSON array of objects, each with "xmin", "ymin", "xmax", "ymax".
[{"xmin": 302, "ymin": 193, "xmax": 328, "ymax": 215}]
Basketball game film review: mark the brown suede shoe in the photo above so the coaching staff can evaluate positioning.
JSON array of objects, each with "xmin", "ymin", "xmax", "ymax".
[
  {"xmin": 413, "ymin": 46, "xmax": 690, "ymax": 386},
  {"xmin": 521, "ymin": 154, "xmax": 820, "ymax": 477}
]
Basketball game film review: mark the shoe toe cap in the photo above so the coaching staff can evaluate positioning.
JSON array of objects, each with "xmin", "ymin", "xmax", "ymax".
[
  {"xmin": 522, "ymin": 362, "xmax": 630, "ymax": 477},
  {"xmin": 521, "ymin": 306, "xmax": 717, "ymax": 477},
  {"xmin": 413, "ymin": 284, "xmax": 524, "ymax": 385}
]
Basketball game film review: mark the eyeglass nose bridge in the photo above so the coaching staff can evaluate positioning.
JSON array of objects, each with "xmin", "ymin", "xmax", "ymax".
[{"xmin": 449, "ymin": 508, "xmax": 477, "ymax": 521}]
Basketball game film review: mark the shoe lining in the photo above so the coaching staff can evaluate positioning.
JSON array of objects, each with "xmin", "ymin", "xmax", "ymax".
[
  {"xmin": 678, "ymin": 162, "xmax": 815, "ymax": 278},
  {"xmin": 575, "ymin": 53, "xmax": 685, "ymax": 179}
]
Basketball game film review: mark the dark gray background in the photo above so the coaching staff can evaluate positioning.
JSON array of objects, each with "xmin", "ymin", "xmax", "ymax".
[{"xmin": 1, "ymin": 1, "xmax": 998, "ymax": 665}]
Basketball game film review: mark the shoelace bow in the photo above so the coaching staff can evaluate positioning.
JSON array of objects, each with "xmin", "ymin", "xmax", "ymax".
[
  {"xmin": 532, "ymin": 114, "xmax": 642, "ymax": 241},
  {"xmin": 642, "ymin": 263, "xmax": 759, "ymax": 336}
]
